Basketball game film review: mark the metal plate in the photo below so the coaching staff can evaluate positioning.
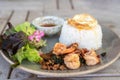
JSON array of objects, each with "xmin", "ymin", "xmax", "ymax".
[{"xmin": 1, "ymin": 26, "xmax": 120, "ymax": 77}]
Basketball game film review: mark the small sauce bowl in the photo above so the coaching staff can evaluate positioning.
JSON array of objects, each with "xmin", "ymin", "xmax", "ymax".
[{"xmin": 31, "ymin": 16, "xmax": 64, "ymax": 36}]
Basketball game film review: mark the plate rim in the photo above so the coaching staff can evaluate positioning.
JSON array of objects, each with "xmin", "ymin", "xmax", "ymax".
[
  {"xmin": 0, "ymin": 48, "xmax": 120, "ymax": 77},
  {"xmin": 0, "ymin": 27, "xmax": 120, "ymax": 77}
]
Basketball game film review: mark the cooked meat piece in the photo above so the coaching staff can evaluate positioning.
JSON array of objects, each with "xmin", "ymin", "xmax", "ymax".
[
  {"xmin": 40, "ymin": 55, "xmax": 67, "ymax": 70},
  {"xmin": 53, "ymin": 43, "xmax": 78, "ymax": 55},
  {"xmin": 67, "ymin": 43, "xmax": 78, "ymax": 49},
  {"xmin": 52, "ymin": 64, "xmax": 60, "ymax": 70},
  {"xmin": 41, "ymin": 64, "xmax": 48, "ymax": 70},
  {"xmin": 74, "ymin": 49, "xmax": 82, "ymax": 56},
  {"xmin": 83, "ymin": 49, "xmax": 100, "ymax": 66},
  {"xmin": 62, "ymin": 43, "xmax": 78, "ymax": 54},
  {"xmin": 59, "ymin": 65, "xmax": 67, "ymax": 70},
  {"xmin": 40, "ymin": 53, "xmax": 53, "ymax": 60},
  {"xmin": 53, "ymin": 43, "xmax": 67, "ymax": 55},
  {"xmin": 80, "ymin": 48, "xmax": 89, "ymax": 56},
  {"xmin": 64, "ymin": 53, "xmax": 80, "ymax": 69}
]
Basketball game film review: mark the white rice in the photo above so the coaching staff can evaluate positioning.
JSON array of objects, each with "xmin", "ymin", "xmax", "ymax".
[{"xmin": 59, "ymin": 22, "xmax": 102, "ymax": 50}]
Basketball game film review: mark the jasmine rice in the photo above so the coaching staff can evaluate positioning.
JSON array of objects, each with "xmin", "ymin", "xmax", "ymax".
[{"xmin": 59, "ymin": 14, "xmax": 102, "ymax": 50}]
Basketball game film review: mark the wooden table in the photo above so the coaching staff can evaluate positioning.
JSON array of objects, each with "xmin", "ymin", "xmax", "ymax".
[{"xmin": 0, "ymin": 0, "xmax": 120, "ymax": 80}]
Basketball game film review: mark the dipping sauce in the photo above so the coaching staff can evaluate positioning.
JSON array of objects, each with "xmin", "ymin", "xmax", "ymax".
[
  {"xmin": 32, "ymin": 16, "xmax": 64, "ymax": 35},
  {"xmin": 40, "ymin": 23, "xmax": 56, "ymax": 27}
]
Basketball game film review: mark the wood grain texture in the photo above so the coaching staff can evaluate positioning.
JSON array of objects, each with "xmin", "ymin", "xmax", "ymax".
[
  {"xmin": 0, "ymin": 10, "xmax": 13, "ymax": 34},
  {"xmin": 41, "ymin": 0, "xmax": 57, "ymax": 10},
  {"xmin": 28, "ymin": 10, "xmax": 43, "ymax": 22},
  {"xmin": 72, "ymin": 0, "xmax": 120, "ymax": 12},
  {"xmin": 0, "ymin": 10, "xmax": 13, "ymax": 80},
  {"xmin": 10, "ymin": 68, "xmax": 33, "ymax": 80},
  {"xmin": 58, "ymin": 0, "xmax": 71, "ymax": 10},
  {"xmin": 0, "ymin": 0, "xmax": 43, "ymax": 10},
  {"xmin": 0, "ymin": 0, "xmax": 120, "ymax": 79},
  {"xmin": 9, "ymin": 10, "xmax": 28, "ymax": 25}
]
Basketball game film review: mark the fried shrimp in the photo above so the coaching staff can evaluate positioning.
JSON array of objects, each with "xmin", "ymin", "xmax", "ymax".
[
  {"xmin": 53, "ymin": 43, "xmax": 67, "ymax": 55},
  {"xmin": 63, "ymin": 43, "xmax": 78, "ymax": 53},
  {"xmin": 41, "ymin": 42, "xmax": 101, "ymax": 70},
  {"xmin": 64, "ymin": 53, "xmax": 80, "ymax": 69},
  {"xmin": 53, "ymin": 43, "xmax": 78, "ymax": 55},
  {"xmin": 83, "ymin": 49, "xmax": 100, "ymax": 66}
]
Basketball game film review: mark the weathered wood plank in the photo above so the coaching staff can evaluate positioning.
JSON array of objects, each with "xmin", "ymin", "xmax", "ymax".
[
  {"xmin": 72, "ymin": 0, "xmax": 120, "ymax": 13},
  {"xmin": 0, "ymin": 10, "xmax": 13, "ymax": 80},
  {"xmin": 59, "ymin": 0, "xmax": 71, "ymax": 10},
  {"xmin": 28, "ymin": 10, "xmax": 43, "ymax": 22},
  {"xmin": 0, "ymin": 0, "xmax": 43, "ymax": 10},
  {"xmin": 44, "ymin": 9, "xmax": 118, "ymax": 18},
  {"xmin": 44, "ymin": 9, "xmax": 120, "ymax": 20},
  {"xmin": 43, "ymin": 10, "xmax": 76, "ymax": 18},
  {"xmin": 9, "ymin": 68, "xmax": 34, "ymax": 80},
  {"xmin": 0, "ymin": 0, "xmax": 120, "ymax": 79},
  {"xmin": 9, "ymin": 10, "xmax": 28, "ymax": 25},
  {"xmin": 0, "ymin": 10, "xmax": 13, "ymax": 33},
  {"xmin": 41, "ymin": 0, "xmax": 57, "ymax": 10},
  {"xmin": 72, "ymin": 0, "xmax": 89, "ymax": 11}
]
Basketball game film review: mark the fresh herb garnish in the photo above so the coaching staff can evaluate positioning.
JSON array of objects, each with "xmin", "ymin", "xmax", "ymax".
[
  {"xmin": 1, "ymin": 31, "xmax": 27, "ymax": 56},
  {"xmin": 0, "ymin": 22, "xmax": 46, "ymax": 65},
  {"xmin": 52, "ymin": 55, "xmax": 64, "ymax": 64},
  {"xmin": 14, "ymin": 44, "xmax": 43, "ymax": 63},
  {"xmin": 100, "ymin": 52, "xmax": 107, "ymax": 57},
  {"xmin": 14, "ymin": 22, "xmax": 35, "ymax": 35}
]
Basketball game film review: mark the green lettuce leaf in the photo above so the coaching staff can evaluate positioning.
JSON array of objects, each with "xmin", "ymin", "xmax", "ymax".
[
  {"xmin": 14, "ymin": 47, "xmax": 26, "ymax": 63},
  {"xmin": 14, "ymin": 22, "xmax": 36, "ymax": 35},
  {"xmin": 4, "ymin": 28, "xmax": 16, "ymax": 36},
  {"xmin": 14, "ymin": 44, "xmax": 43, "ymax": 63},
  {"xmin": 25, "ymin": 44, "xmax": 43, "ymax": 62}
]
